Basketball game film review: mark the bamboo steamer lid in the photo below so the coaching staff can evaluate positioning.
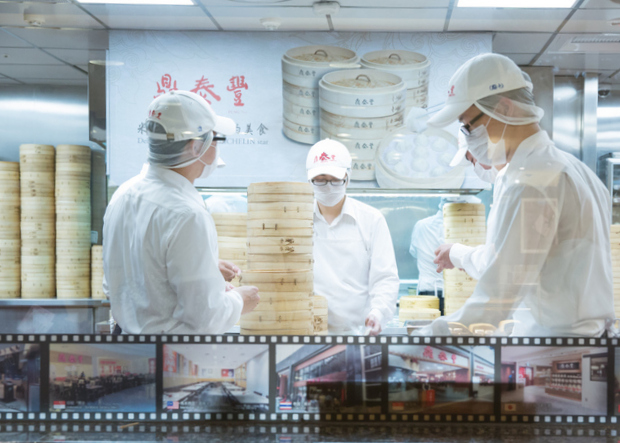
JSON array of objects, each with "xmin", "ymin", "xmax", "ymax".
[
  {"xmin": 58, "ymin": 290, "xmax": 89, "ymax": 299},
  {"xmin": 246, "ymin": 260, "xmax": 313, "ymax": 271},
  {"xmin": 256, "ymin": 291, "xmax": 312, "ymax": 303},
  {"xmin": 443, "ymin": 203, "xmax": 485, "ymax": 213},
  {"xmin": 248, "ymin": 210, "xmax": 314, "ymax": 221},
  {"xmin": 0, "ymin": 290, "xmax": 20, "ymax": 299},
  {"xmin": 248, "ymin": 182, "xmax": 313, "ymax": 196},
  {"xmin": 247, "ymin": 237, "xmax": 313, "ymax": 247},
  {"xmin": 218, "ymin": 250, "xmax": 246, "ymax": 261},
  {"xmin": 21, "ymin": 288, "xmax": 55, "ymax": 299},
  {"xmin": 243, "ymin": 310, "xmax": 313, "ymax": 323},
  {"xmin": 240, "ymin": 270, "xmax": 313, "ymax": 284},
  {"xmin": 248, "ymin": 202, "xmax": 314, "ymax": 213},
  {"xmin": 241, "ymin": 319, "xmax": 314, "ymax": 331},
  {"xmin": 20, "ymin": 144, "xmax": 55, "ymax": 155},
  {"xmin": 254, "ymin": 298, "xmax": 313, "ymax": 312},
  {"xmin": 248, "ymin": 244, "xmax": 313, "ymax": 255},
  {"xmin": 247, "ymin": 193, "xmax": 314, "ymax": 204},
  {"xmin": 240, "ymin": 327, "xmax": 314, "ymax": 336},
  {"xmin": 56, "ymin": 144, "xmax": 91, "ymax": 154}
]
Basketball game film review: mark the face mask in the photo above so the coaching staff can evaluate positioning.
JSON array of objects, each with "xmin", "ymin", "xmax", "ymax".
[
  {"xmin": 473, "ymin": 161, "xmax": 498, "ymax": 183},
  {"xmin": 466, "ymin": 118, "xmax": 507, "ymax": 166},
  {"xmin": 197, "ymin": 142, "xmax": 219, "ymax": 180},
  {"xmin": 313, "ymin": 183, "xmax": 346, "ymax": 207}
]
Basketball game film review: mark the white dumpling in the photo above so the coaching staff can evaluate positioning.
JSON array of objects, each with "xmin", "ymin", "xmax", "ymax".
[
  {"xmin": 416, "ymin": 134, "xmax": 429, "ymax": 146},
  {"xmin": 394, "ymin": 162, "xmax": 409, "ymax": 176},
  {"xmin": 384, "ymin": 151, "xmax": 402, "ymax": 166},
  {"xmin": 431, "ymin": 137, "xmax": 449, "ymax": 152},
  {"xmin": 411, "ymin": 158, "xmax": 429, "ymax": 172},
  {"xmin": 439, "ymin": 152, "xmax": 454, "ymax": 166},
  {"xmin": 392, "ymin": 139, "xmax": 409, "ymax": 153},
  {"xmin": 412, "ymin": 144, "xmax": 428, "ymax": 157}
]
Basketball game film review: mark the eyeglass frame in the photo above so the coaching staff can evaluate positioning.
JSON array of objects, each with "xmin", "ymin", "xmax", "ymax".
[
  {"xmin": 311, "ymin": 177, "xmax": 348, "ymax": 187},
  {"xmin": 459, "ymin": 111, "xmax": 485, "ymax": 136}
]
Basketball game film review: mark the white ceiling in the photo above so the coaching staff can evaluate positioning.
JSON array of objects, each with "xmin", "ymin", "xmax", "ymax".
[
  {"xmin": 164, "ymin": 344, "xmax": 269, "ymax": 369},
  {"xmin": 0, "ymin": 0, "xmax": 619, "ymax": 86}
]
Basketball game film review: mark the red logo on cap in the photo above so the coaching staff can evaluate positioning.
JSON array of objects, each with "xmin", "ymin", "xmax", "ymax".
[
  {"xmin": 448, "ymin": 85, "xmax": 455, "ymax": 97},
  {"xmin": 149, "ymin": 110, "xmax": 162, "ymax": 120},
  {"xmin": 315, "ymin": 152, "xmax": 335, "ymax": 163}
]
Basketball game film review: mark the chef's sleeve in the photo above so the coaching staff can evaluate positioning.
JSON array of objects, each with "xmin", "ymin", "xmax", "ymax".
[
  {"xmin": 367, "ymin": 215, "xmax": 401, "ymax": 326},
  {"xmin": 420, "ymin": 182, "xmax": 561, "ymax": 335},
  {"xmin": 165, "ymin": 210, "xmax": 243, "ymax": 334},
  {"xmin": 450, "ymin": 243, "xmax": 495, "ymax": 281},
  {"xmin": 409, "ymin": 223, "xmax": 421, "ymax": 258}
]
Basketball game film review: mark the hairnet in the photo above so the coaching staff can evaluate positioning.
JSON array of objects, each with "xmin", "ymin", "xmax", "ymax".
[
  {"xmin": 474, "ymin": 73, "xmax": 544, "ymax": 125},
  {"xmin": 147, "ymin": 121, "xmax": 213, "ymax": 168}
]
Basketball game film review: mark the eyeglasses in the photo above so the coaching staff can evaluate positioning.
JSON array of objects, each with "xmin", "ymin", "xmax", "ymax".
[
  {"xmin": 460, "ymin": 111, "xmax": 485, "ymax": 136},
  {"xmin": 213, "ymin": 133, "xmax": 226, "ymax": 143},
  {"xmin": 311, "ymin": 178, "xmax": 347, "ymax": 186}
]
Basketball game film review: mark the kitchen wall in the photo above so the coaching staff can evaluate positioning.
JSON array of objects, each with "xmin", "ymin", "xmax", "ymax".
[{"xmin": 0, "ymin": 85, "xmax": 90, "ymax": 162}]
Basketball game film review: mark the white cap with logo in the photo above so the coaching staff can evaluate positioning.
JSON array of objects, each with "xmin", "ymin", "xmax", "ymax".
[
  {"xmin": 146, "ymin": 90, "xmax": 236, "ymax": 141},
  {"xmin": 427, "ymin": 53, "xmax": 532, "ymax": 128},
  {"xmin": 306, "ymin": 139, "xmax": 352, "ymax": 181}
]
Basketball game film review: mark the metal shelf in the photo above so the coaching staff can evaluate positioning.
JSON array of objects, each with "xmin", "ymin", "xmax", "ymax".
[
  {"xmin": 197, "ymin": 187, "xmax": 485, "ymax": 196},
  {"xmin": 0, "ymin": 299, "xmax": 110, "ymax": 308}
]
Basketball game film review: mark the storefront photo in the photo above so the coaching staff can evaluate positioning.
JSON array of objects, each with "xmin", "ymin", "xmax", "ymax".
[
  {"xmin": 162, "ymin": 344, "xmax": 269, "ymax": 413},
  {"xmin": 501, "ymin": 346, "xmax": 607, "ymax": 416},
  {"xmin": 49, "ymin": 344, "xmax": 156, "ymax": 412},
  {"xmin": 388, "ymin": 345, "xmax": 494, "ymax": 414},
  {"xmin": 0, "ymin": 344, "xmax": 40, "ymax": 413},
  {"xmin": 276, "ymin": 345, "xmax": 382, "ymax": 414}
]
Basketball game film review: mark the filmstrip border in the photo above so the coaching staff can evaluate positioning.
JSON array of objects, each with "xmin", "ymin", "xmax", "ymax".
[{"xmin": 0, "ymin": 334, "xmax": 612, "ymax": 347}]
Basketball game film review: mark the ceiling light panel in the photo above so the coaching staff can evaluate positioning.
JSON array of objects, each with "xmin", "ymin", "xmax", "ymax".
[
  {"xmin": 458, "ymin": 0, "xmax": 576, "ymax": 7},
  {"xmin": 77, "ymin": 0, "xmax": 194, "ymax": 5}
]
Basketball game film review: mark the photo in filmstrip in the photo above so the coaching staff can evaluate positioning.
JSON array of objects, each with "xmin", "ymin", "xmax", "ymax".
[
  {"xmin": 388, "ymin": 345, "xmax": 494, "ymax": 414},
  {"xmin": 275, "ymin": 344, "xmax": 382, "ymax": 414},
  {"xmin": 0, "ymin": 344, "xmax": 40, "ymax": 413},
  {"xmin": 49, "ymin": 344, "xmax": 156, "ymax": 412},
  {"xmin": 162, "ymin": 344, "xmax": 269, "ymax": 413},
  {"xmin": 500, "ymin": 346, "xmax": 607, "ymax": 416}
]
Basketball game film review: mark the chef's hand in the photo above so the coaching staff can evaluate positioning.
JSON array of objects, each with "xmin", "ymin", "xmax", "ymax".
[
  {"xmin": 225, "ymin": 283, "xmax": 235, "ymax": 292},
  {"xmin": 219, "ymin": 260, "xmax": 241, "ymax": 282},
  {"xmin": 434, "ymin": 243, "xmax": 455, "ymax": 273},
  {"xmin": 237, "ymin": 286, "xmax": 260, "ymax": 315},
  {"xmin": 365, "ymin": 314, "xmax": 382, "ymax": 336}
]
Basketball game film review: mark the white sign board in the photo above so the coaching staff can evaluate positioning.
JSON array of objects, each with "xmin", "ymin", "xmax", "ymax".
[{"xmin": 108, "ymin": 31, "xmax": 491, "ymax": 188}]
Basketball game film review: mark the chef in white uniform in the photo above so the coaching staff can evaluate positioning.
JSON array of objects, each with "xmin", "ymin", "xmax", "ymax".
[
  {"xmin": 410, "ymin": 200, "xmax": 445, "ymax": 297},
  {"xmin": 308, "ymin": 139, "xmax": 400, "ymax": 335},
  {"xmin": 427, "ymin": 53, "xmax": 612, "ymax": 337},
  {"xmin": 103, "ymin": 90, "xmax": 260, "ymax": 335}
]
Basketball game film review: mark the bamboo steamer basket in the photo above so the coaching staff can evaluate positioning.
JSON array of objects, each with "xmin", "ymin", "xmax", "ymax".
[
  {"xmin": 248, "ymin": 182, "xmax": 313, "ymax": 196},
  {"xmin": 254, "ymin": 298, "xmax": 313, "ymax": 312},
  {"xmin": 312, "ymin": 294, "xmax": 328, "ymax": 309},
  {"xmin": 242, "ymin": 319, "xmax": 314, "ymax": 331},
  {"xmin": 211, "ymin": 213, "xmax": 247, "ymax": 226},
  {"xmin": 240, "ymin": 270, "xmax": 313, "ymax": 285},
  {"xmin": 91, "ymin": 245, "xmax": 105, "ymax": 300},
  {"xmin": 248, "ymin": 227, "xmax": 313, "ymax": 238},
  {"xmin": 247, "ymin": 193, "xmax": 314, "ymax": 204},
  {"xmin": 248, "ymin": 243, "xmax": 313, "ymax": 255},
  {"xmin": 247, "ymin": 202, "xmax": 313, "ymax": 213},
  {"xmin": 246, "ymin": 260, "xmax": 313, "ymax": 271},
  {"xmin": 248, "ymin": 237, "xmax": 313, "ymax": 247},
  {"xmin": 243, "ymin": 310, "xmax": 313, "ymax": 323},
  {"xmin": 240, "ymin": 327, "xmax": 314, "ymax": 336},
  {"xmin": 248, "ymin": 210, "xmax": 314, "ymax": 221},
  {"xmin": 219, "ymin": 249, "xmax": 247, "ymax": 261},
  {"xmin": 256, "ymin": 291, "xmax": 313, "ymax": 303}
]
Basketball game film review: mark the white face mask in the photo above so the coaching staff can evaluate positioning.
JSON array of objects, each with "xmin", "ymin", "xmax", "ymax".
[
  {"xmin": 313, "ymin": 183, "xmax": 347, "ymax": 207},
  {"xmin": 473, "ymin": 161, "xmax": 498, "ymax": 183},
  {"xmin": 466, "ymin": 118, "xmax": 507, "ymax": 166},
  {"xmin": 197, "ymin": 143, "xmax": 219, "ymax": 180}
]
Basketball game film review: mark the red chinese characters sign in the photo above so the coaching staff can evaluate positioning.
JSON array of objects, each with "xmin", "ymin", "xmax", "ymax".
[
  {"xmin": 164, "ymin": 347, "xmax": 177, "ymax": 373},
  {"xmin": 191, "ymin": 76, "xmax": 221, "ymax": 104},
  {"xmin": 58, "ymin": 353, "xmax": 84, "ymax": 364},
  {"xmin": 226, "ymin": 75, "xmax": 248, "ymax": 107},
  {"xmin": 155, "ymin": 74, "xmax": 178, "ymax": 98}
]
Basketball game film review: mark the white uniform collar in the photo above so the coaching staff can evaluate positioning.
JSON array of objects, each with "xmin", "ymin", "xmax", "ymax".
[
  {"xmin": 314, "ymin": 196, "xmax": 357, "ymax": 226},
  {"xmin": 146, "ymin": 164, "xmax": 205, "ymax": 208},
  {"xmin": 505, "ymin": 130, "xmax": 551, "ymax": 174}
]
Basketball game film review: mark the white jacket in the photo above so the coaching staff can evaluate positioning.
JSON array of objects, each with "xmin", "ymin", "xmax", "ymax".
[
  {"xmin": 410, "ymin": 211, "xmax": 444, "ymax": 293},
  {"xmin": 103, "ymin": 165, "xmax": 243, "ymax": 334},
  {"xmin": 313, "ymin": 197, "xmax": 400, "ymax": 333},
  {"xmin": 424, "ymin": 131, "xmax": 613, "ymax": 337}
]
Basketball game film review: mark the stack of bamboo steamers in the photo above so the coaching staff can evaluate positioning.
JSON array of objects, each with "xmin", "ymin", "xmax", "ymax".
[
  {"xmin": 612, "ymin": 225, "xmax": 620, "ymax": 318},
  {"xmin": 442, "ymin": 202, "xmax": 486, "ymax": 315},
  {"xmin": 240, "ymin": 182, "xmax": 317, "ymax": 335},
  {"xmin": 0, "ymin": 162, "xmax": 21, "ymax": 298},
  {"xmin": 212, "ymin": 213, "xmax": 247, "ymax": 287}
]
